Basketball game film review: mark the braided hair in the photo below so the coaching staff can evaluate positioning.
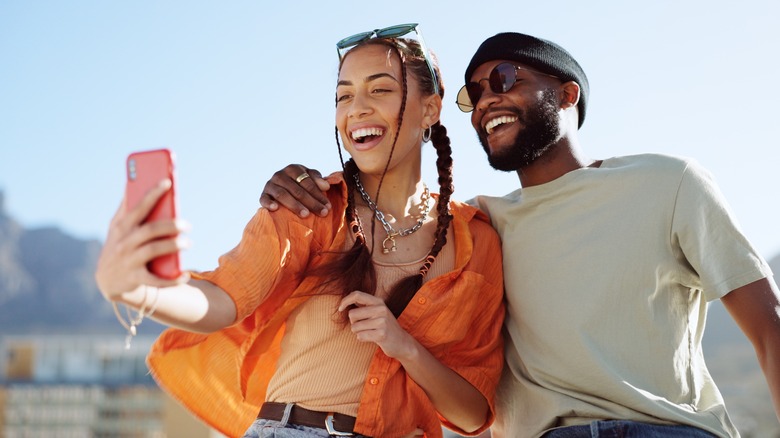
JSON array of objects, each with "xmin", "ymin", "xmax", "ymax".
[{"xmin": 314, "ymin": 37, "xmax": 454, "ymax": 318}]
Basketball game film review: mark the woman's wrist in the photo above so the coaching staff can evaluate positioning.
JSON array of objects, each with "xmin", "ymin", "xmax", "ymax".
[
  {"xmin": 117, "ymin": 285, "xmax": 150, "ymax": 309},
  {"xmin": 111, "ymin": 285, "xmax": 160, "ymax": 349},
  {"xmin": 396, "ymin": 332, "xmax": 423, "ymax": 364}
]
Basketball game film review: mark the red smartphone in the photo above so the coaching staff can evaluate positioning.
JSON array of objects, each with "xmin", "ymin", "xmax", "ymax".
[{"xmin": 125, "ymin": 148, "xmax": 182, "ymax": 279}]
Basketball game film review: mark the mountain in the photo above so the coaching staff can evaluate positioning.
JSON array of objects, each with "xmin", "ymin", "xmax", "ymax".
[
  {"xmin": 0, "ymin": 192, "xmax": 34, "ymax": 306},
  {"xmin": 0, "ymin": 191, "xmax": 164, "ymax": 335}
]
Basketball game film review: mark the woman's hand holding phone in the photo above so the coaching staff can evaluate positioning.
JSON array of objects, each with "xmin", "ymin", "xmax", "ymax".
[
  {"xmin": 95, "ymin": 150, "xmax": 190, "ymax": 303},
  {"xmin": 124, "ymin": 149, "xmax": 183, "ymax": 280}
]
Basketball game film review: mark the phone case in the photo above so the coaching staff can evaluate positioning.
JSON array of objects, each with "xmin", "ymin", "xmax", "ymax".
[{"xmin": 125, "ymin": 148, "xmax": 182, "ymax": 279}]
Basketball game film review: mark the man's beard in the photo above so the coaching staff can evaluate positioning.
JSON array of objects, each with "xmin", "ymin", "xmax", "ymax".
[{"xmin": 477, "ymin": 89, "xmax": 561, "ymax": 172}]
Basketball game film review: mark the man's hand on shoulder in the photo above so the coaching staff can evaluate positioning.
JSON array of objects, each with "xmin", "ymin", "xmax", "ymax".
[{"xmin": 259, "ymin": 164, "xmax": 332, "ymax": 218}]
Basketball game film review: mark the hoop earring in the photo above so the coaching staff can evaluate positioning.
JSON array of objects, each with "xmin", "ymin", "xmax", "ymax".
[{"xmin": 422, "ymin": 125, "xmax": 432, "ymax": 143}]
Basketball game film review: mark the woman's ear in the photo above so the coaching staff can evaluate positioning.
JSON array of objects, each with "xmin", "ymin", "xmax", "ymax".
[
  {"xmin": 421, "ymin": 93, "xmax": 442, "ymax": 128},
  {"xmin": 560, "ymin": 81, "xmax": 581, "ymax": 110}
]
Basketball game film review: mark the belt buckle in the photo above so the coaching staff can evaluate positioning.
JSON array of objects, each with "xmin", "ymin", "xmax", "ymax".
[{"xmin": 325, "ymin": 413, "xmax": 353, "ymax": 436}]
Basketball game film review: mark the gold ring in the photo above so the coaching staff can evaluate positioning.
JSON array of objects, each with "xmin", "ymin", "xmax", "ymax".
[{"xmin": 295, "ymin": 172, "xmax": 311, "ymax": 184}]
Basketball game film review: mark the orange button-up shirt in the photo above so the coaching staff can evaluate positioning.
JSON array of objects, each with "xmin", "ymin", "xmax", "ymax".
[{"xmin": 147, "ymin": 176, "xmax": 505, "ymax": 438}]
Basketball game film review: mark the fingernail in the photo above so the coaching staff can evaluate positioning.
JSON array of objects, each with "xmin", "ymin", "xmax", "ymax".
[
  {"xmin": 269, "ymin": 202, "xmax": 278, "ymax": 210},
  {"xmin": 300, "ymin": 209, "xmax": 310, "ymax": 218},
  {"xmin": 319, "ymin": 209, "xmax": 329, "ymax": 217},
  {"xmin": 176, "ymin": 219, "xmax": 192, "ymax": 231}
]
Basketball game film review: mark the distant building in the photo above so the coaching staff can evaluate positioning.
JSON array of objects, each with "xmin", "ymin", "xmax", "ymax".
[{"xmin": 0, "ymin": 334, "xmax": 221, "ymax": 437}]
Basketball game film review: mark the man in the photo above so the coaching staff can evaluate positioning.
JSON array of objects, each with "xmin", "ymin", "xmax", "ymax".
[{"xmin": 259, "ymin": 32, "xmax": 780, "ymax": 437}]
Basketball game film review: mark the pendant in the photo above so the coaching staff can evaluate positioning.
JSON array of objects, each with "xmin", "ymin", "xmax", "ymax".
[{"xmin": 382, "ymin": 234, "xmax": 398, "ymax": 254}]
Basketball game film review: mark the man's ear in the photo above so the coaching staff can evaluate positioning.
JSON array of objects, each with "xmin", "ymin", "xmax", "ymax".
[
  {"xmin": 422, "ymin": 93, "xmax": 442, "ymax": 128},
  {"xmin": 560, "ymin": 81, "xmax": 581, "ymax": 110}
]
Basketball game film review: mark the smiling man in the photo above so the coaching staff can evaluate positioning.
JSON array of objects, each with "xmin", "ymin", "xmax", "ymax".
[
  {"xmin": 458, "ymin": 32, "xmax": 779, "ymax": 438},
  {"xmin": 259, "ymin": 31, "xmax": 780, "ymax": 438}
]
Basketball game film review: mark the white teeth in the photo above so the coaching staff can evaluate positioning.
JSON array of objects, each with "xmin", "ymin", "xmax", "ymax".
[
  {"xmin": 351, "ymin": 127, "xmax": 384, "ymax": 140},
  {"xmin": 485, "ymin": 116, "xmax": 518, "ymax": 135}
]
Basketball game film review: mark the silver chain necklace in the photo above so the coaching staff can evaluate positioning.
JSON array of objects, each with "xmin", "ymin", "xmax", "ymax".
[{"xmin": 353, "ymin": 173, "xmax": 432, "ymax": 254}]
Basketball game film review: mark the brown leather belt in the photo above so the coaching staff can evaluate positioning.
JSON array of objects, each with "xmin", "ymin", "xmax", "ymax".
[{"xmin": 258, "ymin": 402, "xmax": 357, "ymax": 436}]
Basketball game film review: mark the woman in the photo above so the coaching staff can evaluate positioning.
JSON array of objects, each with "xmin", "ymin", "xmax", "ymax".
[{"xmin": 95, "ymin": 24, "xmax": 504, "ymax": 438}]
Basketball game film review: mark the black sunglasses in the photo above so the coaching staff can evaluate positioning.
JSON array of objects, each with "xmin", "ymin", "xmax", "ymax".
[{"xmin": 456, "ymin": 62, "xmax": 559, "ymax": 112}]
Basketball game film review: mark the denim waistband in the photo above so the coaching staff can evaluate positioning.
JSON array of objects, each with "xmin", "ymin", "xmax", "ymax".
[{"xmin": 541, "ymin": 420, "xmax": 717, "ymax": 438}]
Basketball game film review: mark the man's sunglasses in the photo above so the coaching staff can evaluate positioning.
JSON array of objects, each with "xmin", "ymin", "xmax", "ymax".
[
  {"xmin": 456, "ymin": 62, "xmax": 559, "ymax": 112},
  {"xmin": 336, "ymin": 23, "xmax": 440, "ymax": 96}
]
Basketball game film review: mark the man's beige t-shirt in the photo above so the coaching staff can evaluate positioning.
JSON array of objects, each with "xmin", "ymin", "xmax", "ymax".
[{"xmin": 474, "ymin": 154, "xmax": 771, "ymax": 438}]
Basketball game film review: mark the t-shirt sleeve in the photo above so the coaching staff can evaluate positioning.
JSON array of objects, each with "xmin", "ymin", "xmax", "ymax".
[{"xmin": 671, "ymin": 160, "xmax": 771, "ymax": 301}]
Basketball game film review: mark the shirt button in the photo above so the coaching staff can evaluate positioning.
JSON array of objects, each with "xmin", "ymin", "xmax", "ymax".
[
  {"xmin": 369, "ymin": 377, "xmax": 379, "ymax": 385},
  {"xmin": 417, "ymin": 297, "xmax": 427, "ymax": 305}
]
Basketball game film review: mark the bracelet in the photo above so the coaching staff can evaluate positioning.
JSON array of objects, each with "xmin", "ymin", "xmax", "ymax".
[{"xmin": 112, "ymin": 286, "xmax": 159, "ymax": 349}]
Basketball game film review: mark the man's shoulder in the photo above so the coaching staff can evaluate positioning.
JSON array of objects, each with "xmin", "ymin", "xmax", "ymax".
[
  {"xmin": 604, "ymin": 153, "xmax": 705, "ymax": 184},
  {"xmin": 464, "ymin": 191, "xmax": 519, "ymax": 224},
  {"xmin": 608, "ymin": 153, "xmax": 696, "ymax": 171}
]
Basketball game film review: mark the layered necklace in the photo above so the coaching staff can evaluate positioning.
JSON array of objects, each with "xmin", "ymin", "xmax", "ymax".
[{"xmin": 353, "ymin": 174, "xmax": 433, "ymax": 254}]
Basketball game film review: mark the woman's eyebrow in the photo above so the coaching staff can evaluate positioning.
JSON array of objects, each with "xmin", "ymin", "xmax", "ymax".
[{"xmin": 337, "ymin": 72, "xmax": 399, "ymax": 87}]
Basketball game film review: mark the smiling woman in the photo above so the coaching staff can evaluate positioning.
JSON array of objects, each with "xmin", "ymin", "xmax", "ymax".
[{"xmin": 94, "ymin": 23, "xmax": 506, "ymax": 438}]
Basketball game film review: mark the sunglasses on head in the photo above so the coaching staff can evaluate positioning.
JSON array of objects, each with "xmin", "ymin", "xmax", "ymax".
[
  {"xmin": 456, "ymin": 62, "xmax": 559, "ymax": 112},
  {"xmin": 336, "ymin": 23, "xmax": 440, "ymax": 96}
]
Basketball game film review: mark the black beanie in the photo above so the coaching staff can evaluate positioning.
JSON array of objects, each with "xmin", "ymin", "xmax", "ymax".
[{"xmin": 464, "ymin": 32, "xmax": 589, "ymax": 128}]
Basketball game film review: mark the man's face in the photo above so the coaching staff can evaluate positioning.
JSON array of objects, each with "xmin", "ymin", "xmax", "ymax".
[{"xmin": 468, "ymin": 60, "xmax": 562, "ymax": 171}]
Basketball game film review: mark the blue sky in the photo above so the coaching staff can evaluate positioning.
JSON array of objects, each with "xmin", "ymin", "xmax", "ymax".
[{"xmin": 1, "ymin": 1, "xmax": 779, "ymax": 271}]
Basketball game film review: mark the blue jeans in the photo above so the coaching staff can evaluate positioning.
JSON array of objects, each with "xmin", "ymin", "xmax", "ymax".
[
  {"xmin": 243, "ymin": 418, "xmax": 347, "ymax": 438},
  {"xmin": 542, "ymin": 420, "xmax": 717, "ymax": 437}
]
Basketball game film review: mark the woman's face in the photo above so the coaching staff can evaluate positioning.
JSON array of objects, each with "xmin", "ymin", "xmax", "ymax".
[{"xmin": 335, "ymin": 44, "xmax": 431, "ymax": 176}]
